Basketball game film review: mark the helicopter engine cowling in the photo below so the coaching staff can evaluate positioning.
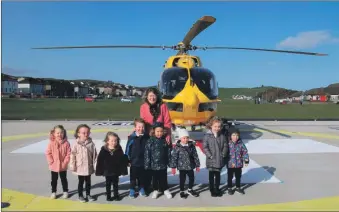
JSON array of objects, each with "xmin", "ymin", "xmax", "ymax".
[{"xmin": 177, "ymin": 57, "xmax": 196, "ymax": 69}]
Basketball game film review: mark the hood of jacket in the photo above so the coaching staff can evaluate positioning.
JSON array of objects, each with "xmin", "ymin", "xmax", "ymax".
[
  {"xmin": 77, "ymin": 137, "xmax": 93, "ymax": 146},
  {"xmin": 175, "ymin": 140, "xmax": 194, "ymax": 147},
  {"xmin": 205, "ymin": 129, "xmax": 221, "ymax": 137}
]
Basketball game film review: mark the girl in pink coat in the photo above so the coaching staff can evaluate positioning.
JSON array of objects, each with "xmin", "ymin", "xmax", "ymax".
[{"xmin": 45, "ymin": 125, "xmax": 71, "ymax": 199}]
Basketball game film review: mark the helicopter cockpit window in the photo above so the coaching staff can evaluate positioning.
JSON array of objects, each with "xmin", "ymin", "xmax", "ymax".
[
  {"xmin": 190, "ymin": 67, "xmax": 218, "ymax": 100},
  {"xmin": 160, "ymin": 67, "xmax": 188, "ymax": 100}
]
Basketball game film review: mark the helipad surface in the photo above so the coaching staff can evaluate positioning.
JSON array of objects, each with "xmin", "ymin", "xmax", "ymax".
[{"xmin": 2, "ymin": 120, "xmax": 339, "ymax": 210}]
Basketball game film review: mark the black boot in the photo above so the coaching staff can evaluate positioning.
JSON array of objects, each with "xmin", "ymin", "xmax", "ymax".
[
  {"xmin": 113, "ymin": 186, "xmax": 121, "ymax": 201},
  {"xmin": 215, "ymin": 188, "xmax": 223, "ymax": 197},
  {"xmin": 106, "ymin": 192, "xmax": 113, "ymax": 201}
]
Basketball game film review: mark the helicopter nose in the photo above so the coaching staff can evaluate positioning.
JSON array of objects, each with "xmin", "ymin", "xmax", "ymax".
[{"xmin": 184, "ymin": 92, "xmax": 199, "ymax": 113}]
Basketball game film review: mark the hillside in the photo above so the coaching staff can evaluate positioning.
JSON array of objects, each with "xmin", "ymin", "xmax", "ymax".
[
  {"xmin": 305, "ymin": 83, "xmax": 339, "ymax": 95},
  {"xmin": 218, "ymin": 87, "xmax": 270, "ymax": 99},
  {"xmin": 256, "ymin": 87, "xmax": 300, "ymax": 101}
]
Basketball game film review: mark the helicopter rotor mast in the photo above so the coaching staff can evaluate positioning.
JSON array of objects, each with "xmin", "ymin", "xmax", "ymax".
[{"xmin": 31, "ymin": 16, "xmax": 328, "ymax": 56}]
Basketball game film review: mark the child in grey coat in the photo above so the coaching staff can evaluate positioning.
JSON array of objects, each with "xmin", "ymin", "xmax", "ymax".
[{"xmin": 203, "ymin": 116, "xmax": 229, "ymax": 197}]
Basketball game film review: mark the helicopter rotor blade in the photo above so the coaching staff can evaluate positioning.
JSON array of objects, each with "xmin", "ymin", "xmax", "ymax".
[
  {"xmin": 31, "ymin": 45, "xmax": 173, "ymax": 50},
  {"xmin": 182, "ymin": 16, "xmax": 216, "ymax": 46},
  {"xmin": 196, "ymin": 46, "xmax": 328, "ymax": 56}
]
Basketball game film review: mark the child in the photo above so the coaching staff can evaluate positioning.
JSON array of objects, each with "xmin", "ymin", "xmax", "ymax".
[
  {"xmin": 170, "ymin": 128, "xmax": 200, "ymax": 199},
  {"xmin": 45, "ymin": 125, "xmax": 71, "ymax": 199},
  {"xmin": 226, "ymin": 128, "xmax": 249, "ymax": 195},
  {"xmin": 96, "ymin": 132, "xmax": 127, "ymax": 201},
  {"xmin": 69, "ymin": 124, "xmax": 97, "ymax": 203},
  {"xmin": 125, "ymin": 118, "xmax": 149, "ymax": 198},
  {"xmin": 203, "ymin": 116, "xmax": 229, "ymax": 197},
  {"xmin": 144, "ymin": 122, "xmax": 173, "ymax": 199}
]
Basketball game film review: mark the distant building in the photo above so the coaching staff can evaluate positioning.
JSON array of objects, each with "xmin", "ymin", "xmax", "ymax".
[
  {"xmin": 1, "ymin": 74, "xmax": 18, "ymax": 94},
  {"xmin": 17, "ymin": 77, "xmax": 44, "ymax": 95},
  {"xmin": 71, "ymin": 81, "xmax": 89, "ymax": 97}
]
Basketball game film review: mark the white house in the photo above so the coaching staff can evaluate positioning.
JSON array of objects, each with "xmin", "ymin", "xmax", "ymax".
[
  {"xmin": 1, "ymin": 75, "xmax": 18, "ymax": 94},
  {"xmin": 330, "ymin": 95, "xmax": 339, "ymax": 101}
]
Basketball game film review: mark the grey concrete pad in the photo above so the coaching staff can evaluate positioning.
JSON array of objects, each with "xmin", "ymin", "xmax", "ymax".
[{"xmin": 2, "ymin": 121, "xmax": 339, "ymax": 207}]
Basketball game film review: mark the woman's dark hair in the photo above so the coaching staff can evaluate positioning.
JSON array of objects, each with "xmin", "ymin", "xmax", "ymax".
[
  {"xmin": 74, "ymin": 124, "xmax": 91, "ymax": 138},
  {"xmin": 143, "ymin": 87, "xmax": 162, "ymax": 105},
  {"xmin": 144, "ymin": 87, "xmax": 163, "ymax": 123}
]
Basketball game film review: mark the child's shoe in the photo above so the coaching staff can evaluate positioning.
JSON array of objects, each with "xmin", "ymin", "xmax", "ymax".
[
  {"xmin": 210, "ymin": 190, "xmax": 217, "ymax": 197},
  {"xmin": 50, "ymin": 192, "xmax": 56, "ymax": 199},
  {"xmin": 180, "ymin": 191, "xmax": 188, "ymax": 199},
  {"xmin": 87, "ymin": 195, "xmax": 95, "ymax": 201},
  {"xmin": 227, "ymin": 188, "xmax": 234, "ymax": 195},
  {"xmin": 139, "ymin": 187, "xmax": 147, "ymax": 197},
  {"xmin": 164, "ymin": 190, "xmax": 172, "ymax": 199},
  {"xmin": 62, "ymin": 192, "xmax": 68, "ymax": 199},
  {"xmin": 129, "ymin": 189, "xmax": 136, "ymax": 199},
  {"xmin": 235, "ymin": 187, "xmax": 245, "ymax": 195},
  {"xmin": 113, "ymin": 193, "xmax": 121, "ymax": 201},
  {"xmin": 215, "ymin": 188, "xmax": 223, "ymax": 197},
  {"xmin": 78, "ymin": 196, "xmax": 86, "ymax": 203},
  {"xmin": 187, "ymin": 189, "xmax": 199, "ymax": 197},
  {"xmin": 151, "ymin": 191, "xmax": 159, "ymax": 199}
]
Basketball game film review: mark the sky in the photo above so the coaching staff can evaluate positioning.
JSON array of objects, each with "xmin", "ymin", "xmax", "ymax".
[{"xmin": 2, "ymin": 1, "xmax": 339, "ymax": 90}]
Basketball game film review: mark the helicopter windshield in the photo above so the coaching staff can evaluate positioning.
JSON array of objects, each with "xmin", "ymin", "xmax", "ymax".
[
  {"xmin": 190, "ymin": 67, "xmax": 218, "ymax": 99},
  {"xmin": 160, "ymin": 67, "xmax": 189, "ymax": 99}
]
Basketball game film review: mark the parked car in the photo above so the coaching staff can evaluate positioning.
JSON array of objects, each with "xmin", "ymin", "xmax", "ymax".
[
  {"xmin": 85, "ymin": 95, "xmax": 96, "ymax": 102},
  {"xmin": 121, "ymin": 97, "xmax": 134, "ymax": 103}
]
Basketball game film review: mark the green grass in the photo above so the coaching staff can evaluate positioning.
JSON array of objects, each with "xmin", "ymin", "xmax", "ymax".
[{"xmin": 2, "ymin": 98, "xmax": 338, "ymax": 120}]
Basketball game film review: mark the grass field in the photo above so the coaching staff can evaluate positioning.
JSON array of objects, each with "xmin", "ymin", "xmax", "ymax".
[{"xmin": 2, "ymin": 98, "xmax": 339, "ymax": 120}]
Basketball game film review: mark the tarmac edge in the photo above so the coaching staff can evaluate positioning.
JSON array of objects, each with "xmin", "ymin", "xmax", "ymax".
[{"xmin": 2, "ymin": 189, "xmax": 339, "ymax": 211}]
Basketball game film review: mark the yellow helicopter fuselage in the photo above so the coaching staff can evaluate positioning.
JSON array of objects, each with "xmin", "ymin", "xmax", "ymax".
[{"xmin": 159, "ymin": 54, "xmax": 221, "ymax": 127}]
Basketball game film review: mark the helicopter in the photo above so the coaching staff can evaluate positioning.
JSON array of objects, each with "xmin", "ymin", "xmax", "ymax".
[{"xmin": 32, "ymin": 15, "xmax": 327, "ymax": 134}]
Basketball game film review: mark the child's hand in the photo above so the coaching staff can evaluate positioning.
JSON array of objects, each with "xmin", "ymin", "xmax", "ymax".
[
  {"xmin": 171, "ymin": 168, "xmax": 176, "ymax": 175},
  {"xmin": 128, "ymin": 163, "xmax": 131, "ymax": 167},
  {"xmin": 244, "ymin": 160, "xmax": 249, "ymax": 167},
  {"xmin": 196, "ymin": 167, "xmax": 200, "ymax": 172}
]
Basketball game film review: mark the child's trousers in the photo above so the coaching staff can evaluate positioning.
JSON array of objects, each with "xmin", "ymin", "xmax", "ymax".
[
  {"xmin": 227, "ymin": 168, "xmax": 242, "ymax": 188},
  {"xmin": 179, "ymin": 170, "xmax": 194, "ymax": 191},
  {"xmin": 130, "ymin": 166, "xmax": 145, "ymax": 189},
  {"xmin": 51, "ymin": 171, "xmax": 68, "ymax": 193},
  {"xmin": 208, "ymin": 170, "xmax": 221, "ymax": 191},
  {"xmin": 105, "ymin": 175, "xmax": 119, "ymax": 197},
  {"xmin": 78, "ymin": 175, "xmax": 91, "ymax": 197},
  {"xmin": 152, "ymin": 169, "xmax": 168, "ymax": 192}
]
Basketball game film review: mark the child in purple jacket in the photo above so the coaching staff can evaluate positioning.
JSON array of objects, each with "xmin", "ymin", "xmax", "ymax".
[{"xmin": 226, "ymin": 128, "xmax": 249, "ymax": 195}]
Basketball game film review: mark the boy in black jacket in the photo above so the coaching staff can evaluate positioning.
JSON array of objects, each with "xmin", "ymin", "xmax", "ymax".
[
  {"xmin": 95, "ymin": 132, "xmax": 128, "ymax": 201},
  {"xmin": 125, "ymin": 118, "xmax": 149, "ymax": 198}
]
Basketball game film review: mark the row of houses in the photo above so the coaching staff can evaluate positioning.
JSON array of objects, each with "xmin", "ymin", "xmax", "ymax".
[{"xmin": 1, "ymin": 74, "xmax": 146, "ymax": 98}]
